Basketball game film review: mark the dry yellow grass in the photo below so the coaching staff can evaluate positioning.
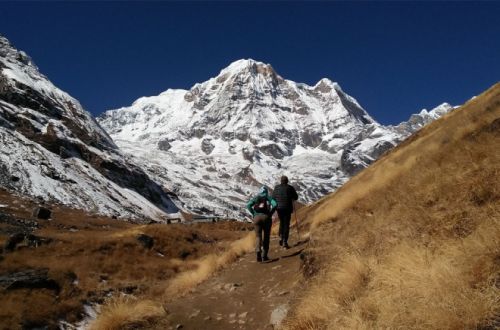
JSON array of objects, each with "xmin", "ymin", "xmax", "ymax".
[
  {"xmin": 164, "ymin": 232, "xmax": 254, "ymax": 297},
  {"xmin": 89, "ymin": 296, "xmax": 165, "ymax": 330},
  {"xmin": 284, "ymin": 83, "xmax": 500, "ymax": 329},
  {"xmin": 0, "ymin": 197, "xmax": 252, "ymax": 329},
  {"xmin": 88, "ymin": 232, "xmax": 254, "ymax": 329}
]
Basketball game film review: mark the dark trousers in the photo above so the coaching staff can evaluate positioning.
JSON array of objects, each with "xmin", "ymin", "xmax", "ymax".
[
  {"xmin": 253, "ymin": 214, "xmax": 272, "ymax": 256},
  {"xmin": 277, "ymin": 209, "xmax": 292, "ymax": 243}
]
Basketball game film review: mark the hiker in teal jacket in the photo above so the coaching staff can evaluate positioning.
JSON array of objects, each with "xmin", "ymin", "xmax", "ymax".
[{"xmin": 247, "ymin": 186, "xmax": 277, "ymax": 262}]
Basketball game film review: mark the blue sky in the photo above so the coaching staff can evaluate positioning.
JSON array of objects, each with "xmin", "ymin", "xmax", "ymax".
[{"xmin": 1, "ymin": 1, "xmax": 499, "ymax": 125}]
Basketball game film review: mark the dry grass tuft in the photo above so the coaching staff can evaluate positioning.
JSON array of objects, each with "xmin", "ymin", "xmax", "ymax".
[
  {"xmin": 284, "ymin": 83, "xmax": 500, "ymax": 329},
  {"xmin": 89, "ymin": 296, "xmax": 165, "ymax": 330},
  {"xmin": 164, "ymin": 233, "xmax": 254, "ymax": 297}
]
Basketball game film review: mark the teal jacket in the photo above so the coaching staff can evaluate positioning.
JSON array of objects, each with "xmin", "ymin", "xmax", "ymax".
[{"xmin": 246, "ymin": 193, "xmax": 277, "ymax": 217}]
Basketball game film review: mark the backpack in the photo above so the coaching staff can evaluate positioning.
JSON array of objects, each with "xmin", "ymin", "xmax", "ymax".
[{"xmin": 253, "ymin": 195, "xmax": 270, "ymax": 214}]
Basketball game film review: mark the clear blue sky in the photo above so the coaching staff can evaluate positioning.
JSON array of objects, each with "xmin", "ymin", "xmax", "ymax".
[{"xmin": 1, "ymin": 2, "xmax": 499, "ymax": 124}]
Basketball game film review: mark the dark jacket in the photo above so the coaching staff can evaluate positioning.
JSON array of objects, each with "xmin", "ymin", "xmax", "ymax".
[{"xmin": 272, "ymin": 183, "xmax": 298, "ymax": 211}]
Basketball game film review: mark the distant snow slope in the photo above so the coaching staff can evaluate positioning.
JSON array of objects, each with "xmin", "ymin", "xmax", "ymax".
[
  {"xmin": 0, "ymin": 35, "xmax": 180, "ymax": 221},
  {"xmin": 99, "ymin": 59, "xmax": 453, "ymax": 218}
]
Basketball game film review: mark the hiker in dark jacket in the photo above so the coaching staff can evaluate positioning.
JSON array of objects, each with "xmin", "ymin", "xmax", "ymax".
[
  {"xmin": 246, "ymin": 186, "xmax": 277, "ymax": 262},
  {"xmin": 272, "ymin": 176, "xmax": 298, "ymax": 249}
]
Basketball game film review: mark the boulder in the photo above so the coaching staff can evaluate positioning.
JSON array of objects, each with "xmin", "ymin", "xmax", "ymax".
[
  {"xmin": 0, "ymin": 268, "xmax": 60, "ymax": 292},
  {"xmin": 32, "ymin": 207, "xmax": 51, "ymax": 220},
  {"xmin": 26, "ymin": 234, "xmax": 52, "ymax": 247},
  {"xmin": 4, "ymin": 232, "xmax": 25, "ymax": 252},
  {"xmin": 157, "ymin": 139, "xmax": 172, "ymax": 151},
  {"xmin": 136, "ymin": 234, "xmax": 154, "ymax": 249},
  {"xmin": 201, "ymin": 138, "xmax": 215, "ymax": 155}
]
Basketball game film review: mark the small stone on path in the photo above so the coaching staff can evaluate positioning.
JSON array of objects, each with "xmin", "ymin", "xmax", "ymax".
[
  {"xmin": 189, "ymin": 309, "xmax": 200, "ymax": 318},
  {"xmin": 270, "ymin": 304, "xmax": 288, "ymax": 327}
]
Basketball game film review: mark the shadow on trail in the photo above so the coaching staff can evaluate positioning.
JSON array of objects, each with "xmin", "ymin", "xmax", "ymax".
[
  {"xmin": 292, "ymin": 239, "xmax": 309, "ymax": 247},
  {"xmin": 281, "ymin": 248, "xmax": 304, "ymax": 259},
  {"xmin": 263, "ymin": 257, "xmax": 280, "ymax": 264}
]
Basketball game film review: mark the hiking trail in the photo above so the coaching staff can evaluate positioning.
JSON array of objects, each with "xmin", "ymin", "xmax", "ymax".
[{"xmin": 164, "ymin": 237, "xmax": 306, "ymax": 329}]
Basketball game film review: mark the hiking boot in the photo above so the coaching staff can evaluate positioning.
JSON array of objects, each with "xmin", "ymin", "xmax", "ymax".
[
  {"xmin": 279, "ymin": 239, "xmax": 283, "ymax": 246},
  {"xmin": 283, "ymin": 242, "xmax": 290, "ymax": 249},
  {"xmin": 262, "ymin": 255, "xmax": 269, "ymax": 262},
  {"xmin": 256, "ymin": 252, "xmax": 262, "ymax": 262}
]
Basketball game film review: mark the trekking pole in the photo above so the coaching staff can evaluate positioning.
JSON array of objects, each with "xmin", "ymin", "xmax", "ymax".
[{"xmin": 293, "ymin": 202, "xmax": 301, "ymax": 240}]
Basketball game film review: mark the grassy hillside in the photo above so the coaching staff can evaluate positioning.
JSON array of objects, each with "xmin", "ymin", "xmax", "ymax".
[
  {"xmin": 0, "ymin": 190, "xmax": 252, "ymax": 329},
  {"xmin": 285, "ymin": 83, "xmax": 500, "ymax": 329}
]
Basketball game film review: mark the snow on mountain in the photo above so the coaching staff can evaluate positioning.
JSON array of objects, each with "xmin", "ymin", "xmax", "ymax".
[
  {"xmin": 98, "ymin": 59, "xmax": 453, "ymax": 218},
  {"xmin": 393, "ymin": 102, "xmax": 454, "ymax": 134},
  {"xmin": 0, "ymin": 35, "xmax": 180, "ymax": 220}
]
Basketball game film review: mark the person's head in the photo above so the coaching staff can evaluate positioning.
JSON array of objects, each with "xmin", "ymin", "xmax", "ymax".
[
  {"xmin": 258, "ymin": 186, "xmax": 268, "ymax": 197},
  {"xmin": 280, "ymin": 175, "xmax": 289, "ymax": 184}
]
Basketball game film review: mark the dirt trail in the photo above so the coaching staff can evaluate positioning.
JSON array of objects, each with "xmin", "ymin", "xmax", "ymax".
[{"xmin": 164, "ymin": 237, "xmax": 306, "ymax": 329}]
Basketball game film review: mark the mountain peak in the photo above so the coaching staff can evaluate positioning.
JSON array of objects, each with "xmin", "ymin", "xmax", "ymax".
[
  {"xmin": 316, "ymin": 77, "xmax": 335, "ymax": 85},
  {"xmin": 219, "ymin": 58, "xmax": 276, "ymax": 77},
  {"xmin": 314, "ymin": 78, "xmax": 340, "ymax": 93},
  {"xmin": 223, "ymin": 58, "xmax": 266, "ymax": 70},
  {"xmin": 98, "ymin": 54, "xmax": 453, "ymax": 218},
  {"xmin": 0, "ymin": 34, "xmax": 37, "ymax": 69}
]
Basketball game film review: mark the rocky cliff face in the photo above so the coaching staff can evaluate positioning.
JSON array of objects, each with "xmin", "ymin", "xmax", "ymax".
[
  {"xmin": 0, "ymin": 35, "xmax": 180, "ymax": 220},
  {"xmin": 98, "ymin": 59, "xmax": 453, "ymax": 218}
]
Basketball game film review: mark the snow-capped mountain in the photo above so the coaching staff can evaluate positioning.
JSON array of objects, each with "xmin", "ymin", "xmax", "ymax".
[
  {"xmin": 98, "ymin": 59, "xmax": 453, "ymax": 218},
  {"xmin": 393, "ymin": 103, "xmax": 453, "ymax": 135},
  {"xmin": 0, "ymin": 35, "xmax": 180, "ymax": 220}
]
